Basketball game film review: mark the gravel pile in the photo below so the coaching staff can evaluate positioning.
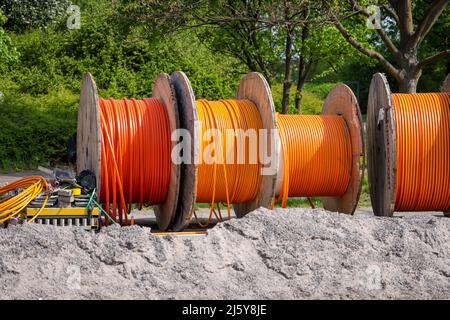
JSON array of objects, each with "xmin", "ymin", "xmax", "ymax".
[{"xmin": 0, "ymin": 207, "xmax": 449, "ymax": 299}]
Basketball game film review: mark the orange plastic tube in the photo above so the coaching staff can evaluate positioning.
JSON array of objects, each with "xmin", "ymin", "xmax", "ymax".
[
  {"xmin": 195, "ymin": 99, "xmax": 263, "ymax": 226},
  {"xmin": 276, "ymin": 114, "xmax": 352, "ymax": 208},
  {"xmin": 99, "ymin": 98, "xmax": 171, "ymax": 225},
  {"xmin": 392, "ymin": 92, "xmax": 450, "ymax": 211}
]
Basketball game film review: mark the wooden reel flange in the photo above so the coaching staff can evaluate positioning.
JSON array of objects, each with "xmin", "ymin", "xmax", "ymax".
[
  {"xmin": 170, "ymin": 71, "xmax": 278, "ymax": 231},
  {"xmin": 367, "ymin": 73, "xmax": 396, "ymax": 216},
  {"xmin": 321, "ymin": 84, "xmax": 365, "ymax": 214},
  {"xmin": 77, "ymin": 73, "xmax": 181, "ymax": 230}
]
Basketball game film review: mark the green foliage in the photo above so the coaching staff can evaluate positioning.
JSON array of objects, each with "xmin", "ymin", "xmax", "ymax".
[
  {"xmin": 4, "ymin": 0, "xmax": 244, "ymax": 98},
  {"xmin": 417, "ymin": 2, "xmax": 450, "ymax": 92},
  {"xmin": 0, "ymin": 9, "xmax": 18, "ymax": 68},
  {"xmin": 359, "ymin": 173, "xmax": 371, "ymax": 207},
  {"xmin": 274, "ymin": 197, "xmax": 323, "ymax": 209},
  {"xmin": 271, "ymin": 82, "xmax": 336, "ymax": 114},
  {"xmin": 198, "ymin": 18, "xmax": 282, "ymax": 82},
  {"xmin": 0, "ymin": 0, "xmax": 70, "ymax": 31},
  {"xmin": 328, "ymin": 0, "xmax": 449, "ymax": 95},
  {"xmin": 303, "ymin": 83, "xmax": 336, "ymax": 100},
  {"xmin": 0, "ymin": 0, "xmax": 245, "ymax": 170},
  {"xmin": 300, "ymin": 25, "xmax": 357, "ymax": 80},
  {"xmin": 0, "ymin": 89, "xmax": 78, "ymax": 171}
]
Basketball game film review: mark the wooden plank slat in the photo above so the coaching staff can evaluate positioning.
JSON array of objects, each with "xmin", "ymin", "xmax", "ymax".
[
  {"xmin": 77, "ymin": 73, "xmax": 101, "ymax": 195},
  {"xmin": 443, "ymin": 73, "xmax": 450, "ymax": 92}
]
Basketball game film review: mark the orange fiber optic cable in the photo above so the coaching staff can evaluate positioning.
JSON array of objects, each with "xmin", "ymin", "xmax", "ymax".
[
  {"xmin": 276, "ymin": 114, "xmax": 352, "ymax": 208},
  {"xmin": 99, "ymin": 98, "xmax": 171, "ymax": 225},
  {"xmin": 195, "ymin": 99, "xmax": 263, "ymax": 226},
  {"xmin": 392, "ymin": 93, "xmax": 450, "ymax": 212}
]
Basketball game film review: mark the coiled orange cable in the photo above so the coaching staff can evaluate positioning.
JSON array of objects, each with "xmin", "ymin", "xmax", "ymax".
[
  {"xmin": 195, "ymin": 99, "xmax": 263, "ymax": 226},
  {"xmin": 392, "ymin": 93, "xmax": 450, "ymax": 212},
  {"xmin": 97, "ymin": 96, "xmax": 356, "ymax": 227},
  {"xmin": 99, "ymin": 98, "xmax": 171, "ymax": 225},
  {"xmin": 276, "ymin": 114, "xmax": 352, "ymax": 208}
]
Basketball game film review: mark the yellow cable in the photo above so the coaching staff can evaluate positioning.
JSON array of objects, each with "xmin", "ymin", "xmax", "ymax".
[{"xmin": 0, "ymin": 176, "xmax": 49, "ymax": 224}]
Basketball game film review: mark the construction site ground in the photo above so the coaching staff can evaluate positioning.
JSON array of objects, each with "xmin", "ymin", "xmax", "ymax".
[{"xmin": 0, "ymin": 172, "xmax": 449, "ymax": 299}]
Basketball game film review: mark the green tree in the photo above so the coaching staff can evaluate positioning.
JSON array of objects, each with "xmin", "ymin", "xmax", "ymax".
[
  {"xmin": 120, "ymin": 0, "xmax": 352, "ymax": 113},
  {"xmin": 327, "ymin": 0, "xmax": 450, "ymax": 92},
  {"xmin": 293, "ymin": 22, "xmax": 358, "ymax": 111}
]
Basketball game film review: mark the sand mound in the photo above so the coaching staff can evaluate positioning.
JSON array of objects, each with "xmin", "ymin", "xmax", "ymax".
[{"xmin": 0, "ymin": 208, "xmax": 449, "ymax": 299}]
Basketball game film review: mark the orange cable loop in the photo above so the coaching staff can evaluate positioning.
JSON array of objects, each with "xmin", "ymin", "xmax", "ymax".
[
  {"xmin": 99, "ymin": 98, "xmax": 171, "ymax": 225},
  {"xmin": 392, "ymin": 92, "xmax": 450, "ymax": 212},
  {"xmin": 195, "ymin": 99, "xmax": 263, "ymax": 227},
  {"xmin": 276, "ymin": 114, "xmax": 352, "ymax": 208}
]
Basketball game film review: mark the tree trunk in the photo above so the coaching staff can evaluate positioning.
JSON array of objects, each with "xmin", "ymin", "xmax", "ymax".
[
  {"xmin": 331, "ymin": 0, "xmax": 450, "ymax": 96},
  {"xmin": 398, "ymin": 74, "xmax": 419, "ymax": 93},
  {"xmin": 281, "ymin": 26, "xmax": 294, "ymax": 114},
  {"xmin": 295, "ymin": 57, "xmax": 308, "ymax": 112},
  {"xmin": 295, "ymin": 22, "xmax": 310, "ymax": 112},
  {"xmin": 398, "ymin": 49, "xmax": 420, "ymax": 93}
]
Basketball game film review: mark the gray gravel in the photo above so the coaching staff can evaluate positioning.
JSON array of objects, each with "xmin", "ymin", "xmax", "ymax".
[{"xmin": 0, "ymin": 207, "xmax": 449, "ymax": 300}]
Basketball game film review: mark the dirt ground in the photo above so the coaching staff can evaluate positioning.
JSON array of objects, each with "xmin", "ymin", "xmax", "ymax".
[{"xmin": 0, "ymin": 207, "xmax": 449, "ymax": 300}]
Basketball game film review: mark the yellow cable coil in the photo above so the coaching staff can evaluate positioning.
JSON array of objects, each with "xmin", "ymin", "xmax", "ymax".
[{"xmin": 0, "ymin": 176, "xmax": 49, "ymax": 224}]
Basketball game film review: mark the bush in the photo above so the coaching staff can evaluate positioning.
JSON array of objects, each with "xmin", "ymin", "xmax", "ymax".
[
  {"xmin": 0, "ymin": 9, "xmax": 18, "ymax": 68},
  {"xmin": 0, "ymin": 89, "xmax": 77, "ymax": 171},
  {"xmin": 5, "ymin": 1, "xmax": 244, "ymax": 98},
  {"xmin": 0, "ymin": 0, "xmax": 70, "ymax": 31}
]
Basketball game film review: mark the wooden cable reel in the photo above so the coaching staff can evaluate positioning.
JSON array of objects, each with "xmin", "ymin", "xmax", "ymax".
[
  {"xmin": 170, "ymin": 72, "xmax": 278, "ymax": 231},
  {"xmin": 77, "ymin": 73, "xmax": 181, "ymax": 230},
  {"xmin": 367, "ymin": 72, "xmax": 450, "ymax": 216}
]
